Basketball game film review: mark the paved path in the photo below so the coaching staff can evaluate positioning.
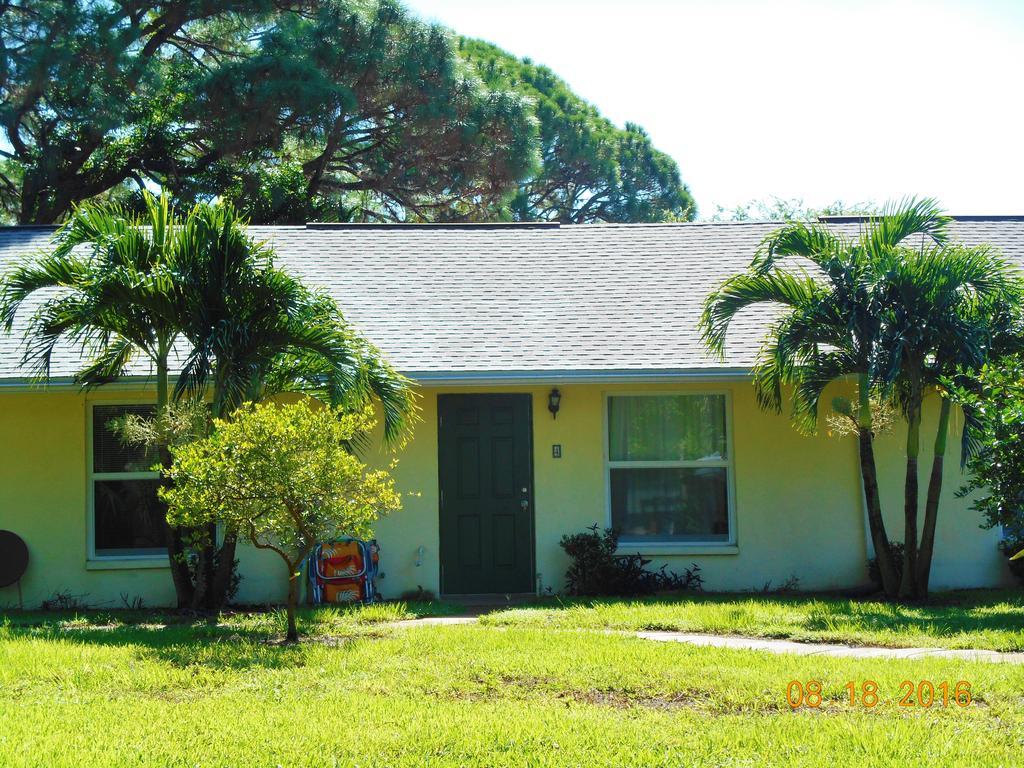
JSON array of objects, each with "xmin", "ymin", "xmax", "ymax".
[
  {"xmin": 392, "ymin": 617, "xmax": 1024, "ymax": 664},
  {"xmin": 635, "ymin": 631, "xmax": 1024, "ymax": 664}
]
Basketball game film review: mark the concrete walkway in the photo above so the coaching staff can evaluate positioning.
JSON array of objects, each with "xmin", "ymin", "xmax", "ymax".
[
  {"xmin": 635, "ymin": 631, "xmax": 1024, "ymax": 664},
  {"xmin": 392, "ymin": 616, "xmax": 1024, "ymax": 664}
]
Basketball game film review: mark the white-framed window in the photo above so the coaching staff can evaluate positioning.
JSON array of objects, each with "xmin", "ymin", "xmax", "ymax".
[
  {"xmin": 88, "ymin": 404, "xmax": 168, "ymax": 559},
  {"xmin": 605, "ymin": 393, "xmax": 734, "ymax": 545}
]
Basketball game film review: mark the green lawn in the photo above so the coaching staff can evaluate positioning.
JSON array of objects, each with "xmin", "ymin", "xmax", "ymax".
[
  {"xmin": 480, "ymin": 589, "xmax": 1024, "ymax": 651},
  {"xmin": 2, "ymin": 601, "xmax": 1024, "ymax": 766}
]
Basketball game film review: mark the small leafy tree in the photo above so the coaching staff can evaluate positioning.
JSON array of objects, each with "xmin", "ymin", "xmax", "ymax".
[{"xmin": 161, "ymin": 400, "xmax": 402, "ymax": 641}]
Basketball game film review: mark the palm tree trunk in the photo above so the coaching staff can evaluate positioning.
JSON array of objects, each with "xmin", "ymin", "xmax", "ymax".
[
  {"xmin": 209, "ymin": 531, "xmax": 238, "ymax": 610},
  {"xmin": 205, "ymin": 397, "xmax": 238, "ymax": 611},
  {"xmin": 916, "ymin": 397, "xmax": 951, "ymax": 599},
  {"xmin": 157, "ymin": 352, "xmax": 195, "ymax": 608},
  {"xmin": 899, "ymin": 379, "xmax": 923, "ymax": 600},
  {"xmin": 859, "ymin": 428, "xmax": 899, "ymax": 597},
  {"xmin": 856, "ymin": 379, "xmax": 899, "ymax": 598}
]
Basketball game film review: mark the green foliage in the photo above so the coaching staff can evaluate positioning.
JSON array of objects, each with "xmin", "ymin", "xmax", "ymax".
[
  {"xmin": 867, "ymin": 541, "xmax": 905, "ymax": 590},
  {"xmin": 701, "ymin": 197, "xmax": 1024, "ymax": 600},
  {"xmin": 1, "ymin": 193, "xmax": 198, "ymax": 399},
  {"xmin": 949, "ymin": 355, "xmax": 1024, "ymax": 533},
  {"xmin": 186, "ymin": 551, "xmax": 243, "ymax": 605},
  {"xmin": 163, "ymin": 400, "xmax": 401, "ymax": 552},
  {"xmin": 110, "ymin": 400, "xmax": 213, "ymax": 456},
  {"xmin": 459, "ymin": 39, "xmax": 695, "ymax": 223},
  {"xmin": 162, "ymin": 399, "xmax": 402, "ymax": 637},
  {"xmin": 0, "ymin": 0, "xmax": 538, "ymax": 224},
  {"xmin": 701, "ymin": 198, "xmax": 953, "ymax": 431},
  {"xmin": 708, "ymin": 197, "xmax": 881, "ymax": 222},
  {"xmin": 998, "ymin": 538, "xmax": 1024, "ymax": 585},
  {"xmin": 560, "ymin": 525, "xmax": 703, "ymax": 597},
  {"xmin": 0, "ymin": 193, "xmax": 413, "ymax": 439},
  {"xmin": 1, "ymin": 193, "xmax": 415, "ymax": 610},
  {"xmin": 2, "ymin": 2, "xmax": 692, "ymax": 225}
]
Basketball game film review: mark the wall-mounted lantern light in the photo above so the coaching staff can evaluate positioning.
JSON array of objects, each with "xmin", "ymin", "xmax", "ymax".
[{"xmin": 548, "ymin": 387, "xmax": 561, "ymax": 419}]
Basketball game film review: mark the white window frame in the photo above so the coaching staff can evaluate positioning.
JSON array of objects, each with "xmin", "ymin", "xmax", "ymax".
[
  {"xmin": 86, "ymin": 402, "xmax": 168, "ymax": 563},
  {"xmin": 603, "ymin": 391, "xmax": 737, "ymax": 551}
]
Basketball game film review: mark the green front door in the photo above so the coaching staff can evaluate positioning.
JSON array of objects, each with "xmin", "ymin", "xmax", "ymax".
[{"xmin": 438, "ymin": 394, "xmax": 534, "ymax": 595}]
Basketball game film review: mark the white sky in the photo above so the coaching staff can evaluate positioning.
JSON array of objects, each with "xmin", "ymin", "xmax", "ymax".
[{"xmin": 404, "ymin": 0, "xmax": 1024, "ymax": 218}]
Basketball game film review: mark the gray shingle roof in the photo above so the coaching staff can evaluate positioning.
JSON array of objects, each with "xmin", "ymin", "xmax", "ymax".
[{"xmin": 2, "ymin": 218, "xmax": 1024, "ymax": 383}]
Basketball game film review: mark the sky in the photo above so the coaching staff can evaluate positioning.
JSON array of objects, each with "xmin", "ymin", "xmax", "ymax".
[{"xmin": 404, "ymin": 0, "xmax": 1024, "ymax": 218}]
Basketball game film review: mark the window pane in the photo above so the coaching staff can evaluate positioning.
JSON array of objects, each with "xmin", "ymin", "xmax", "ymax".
[
  {"xmin": 94, "ymin": 479, "xmax": 168, "ymax": 556},
  {"xmin": 610, "ymin": 467, "xmax": 729, "ymax": 542},
  {"xmin": 93, "ymin": 405, "xmax": 158, "ymax": 473},
  {"xmin": 608, "ymin": 395, "xmax": 726, "ymax": 461}
]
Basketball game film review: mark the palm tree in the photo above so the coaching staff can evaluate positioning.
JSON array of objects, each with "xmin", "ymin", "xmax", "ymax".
[
  {"xmin": 1, "ymin": 194, "xmax": 415, "ymax": 609},
  {"xmin": 878, "ymin": 244, "xmax": 1022, "ymax": 598},
  {"xmin": 1, "ymin": 194, "xmax": 198, "ymax": 604},
  {"xmin": 165, "ymin": 203, "xmax": 415, "ymax": 607},
  {"xmin": 169, "ymin": 203, "xmax": 412, "ymax": 438},
  {"xmin": 701, "ymin": 198, "xmax": 950, "ymax": 599}
]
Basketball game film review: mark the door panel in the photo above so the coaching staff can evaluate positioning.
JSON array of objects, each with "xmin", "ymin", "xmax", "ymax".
[{"xmin": 439, "ymin": 394, "xmax": 533, "ymax": 594}]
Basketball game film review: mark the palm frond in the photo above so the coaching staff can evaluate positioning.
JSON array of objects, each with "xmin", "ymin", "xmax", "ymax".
[
  {"xmin": 862, "ymin": 196, "xmax": 950, "ymax": 253},
  {"xmin": 753, "ymin": 221, "xmax": 849, "ymax": 273},
  {"xmin": 701, "ymin": 270, "xmax": 825, "ymax": 356},
  {"xmin": 75, "ymin": 338, "xmax": 138, "ymax": 388}
]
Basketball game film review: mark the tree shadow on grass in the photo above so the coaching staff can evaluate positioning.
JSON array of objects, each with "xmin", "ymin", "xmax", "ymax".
[
  {"xmin": 481, "ymin": 589, "xmax": 1024, "ymax": 646},
  {"xmin": 0, "ymin": 610, "xmax": 383, "ymax": 672},
  {"xmin": 800, "ymin": 599, "xmax": 1024, "ymax": 642}
]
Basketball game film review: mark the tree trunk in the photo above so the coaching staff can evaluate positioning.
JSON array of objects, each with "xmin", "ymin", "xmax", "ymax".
[
  {"xmin": 899, "ymin": 379, "xmax": 923, "ymax": 601},
  {"xmin": 190, "ymin": 523, "xmax": 217, "ymax": 611},
  {"xmin": 286, "ymin": 566, "xmax": 300, "ymax": 643},
  {"xmin": 916, "ymin": 397, "xmax": 951, "ymax": 599},
  {"xmin": 163, "ymin": 522, "xmax": 194, "ymax": 609},
  {"xmin": 157, "ymin": 352, "xmax": 195, "ymax": 608},
  {"xmin": 859, "ymin": 428, "xmax": 899, "ymax": 597},
  {"xmin": 856, "ymin": 379, "xmax": 899, "ymax": 598},
  {"xmin": 209, "ymin": 530, "xmax": 239, "ymax": 610}
]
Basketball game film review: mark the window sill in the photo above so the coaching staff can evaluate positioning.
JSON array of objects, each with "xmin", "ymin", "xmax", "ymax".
[
  {"xmin": 86, "ymin": 557, "xmax": 169, "ymax": 571},
  {"xmin": 617, "ymin": 544, "xmax": 739, "ymax": 556}
]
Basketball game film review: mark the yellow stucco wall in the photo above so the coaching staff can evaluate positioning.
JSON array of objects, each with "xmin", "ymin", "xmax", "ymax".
[{"xmin": 0, "ymin": 380, "xmax": 1009, "ymax": 609}]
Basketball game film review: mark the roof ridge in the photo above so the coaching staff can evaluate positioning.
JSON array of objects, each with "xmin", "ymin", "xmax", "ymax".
[
  {"xmin": 304, "ymin": 221, "xmax": 560, "ymax": 230},
  {"xmin": 567, "ymin": 220, "xmax": 787, "ymax": 228},
  {"xmin": 819, "ymin": 214, "xmax": 1024, "ymax": 223}
]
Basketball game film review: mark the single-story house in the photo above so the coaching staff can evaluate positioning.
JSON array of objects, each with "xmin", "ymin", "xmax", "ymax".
[{"xmin": 0, "ymin": 218, "xmax": 1020, "ymax": 608}]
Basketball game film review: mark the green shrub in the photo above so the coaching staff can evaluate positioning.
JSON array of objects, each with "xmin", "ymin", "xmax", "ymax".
[
  {"xmin": 560, "ymin": 525, "xmax": 703, "ymax": 597},
  {"xmin": 867, "ymin": 541, "xmax": 905, "ymax": 590},
  {"xmin": 998, "ymin": 537, "xmax": 1024, "ymax": 586}
]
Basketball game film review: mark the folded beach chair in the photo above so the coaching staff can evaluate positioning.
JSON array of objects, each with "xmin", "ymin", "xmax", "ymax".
[{"xmin": 308, "ymin": 539, "xmax": 380, "ymax": 604}]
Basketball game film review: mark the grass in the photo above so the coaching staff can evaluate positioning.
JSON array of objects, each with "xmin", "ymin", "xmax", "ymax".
[
  {"xmin": 2, "ymin": 599, "xmax": 1024, "ymax": 766},
  {"xmin": 1, "ymin": 599, "xmax": 462, "ymax": 634},
  {"xmin": 479, "ymin": 589, "xmax": 1024, "ymax": 651}
]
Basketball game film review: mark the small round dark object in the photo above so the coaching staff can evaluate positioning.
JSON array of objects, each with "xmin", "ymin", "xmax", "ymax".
[{"xmin": 0, "ymin": 530, "xmax": 29, "ymax": 587}]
